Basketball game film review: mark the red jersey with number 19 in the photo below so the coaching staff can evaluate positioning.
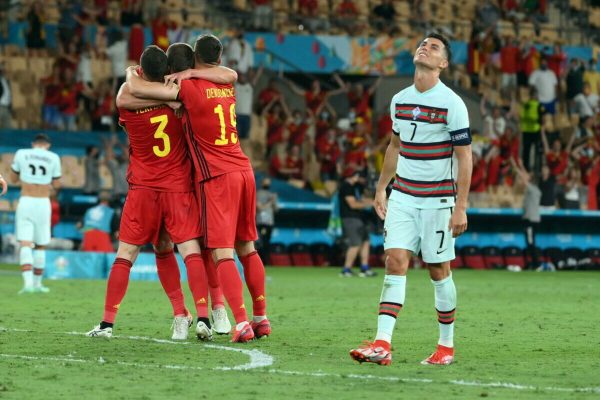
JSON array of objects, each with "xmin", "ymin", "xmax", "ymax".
[
  {"xmin": 118, "ymin": 105, "xmax": 192, "ymax": 192},
  {"xmin": 178, "ymin": 79, "xmax": 252, "ymax": 182}
]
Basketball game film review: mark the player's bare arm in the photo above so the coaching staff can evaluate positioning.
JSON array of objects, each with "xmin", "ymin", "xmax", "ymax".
[
  {"xmin": 449, "ymin": 144, "xmax": 472, "ymax": 237},
  {"xmin": 164, "ymin": 65, "xmax": 238, "ymax": 86},
  {"xmin": 116, "ymin": 83, "xmax": 172, "ymax": 110},
  {"xmin": 0, "ymin": 174, "xmax": 7, "ymax": 196},
  {"xmin": 126, "ymin": 66, "xmax": 180, "ymax": 101},
  {"xmin": 374, "ymin": 134, "xmax": 401, "ymax": 220},
  {"xmin": 9, "ymin": 169, "xmax": 19, "ymax": 184}
]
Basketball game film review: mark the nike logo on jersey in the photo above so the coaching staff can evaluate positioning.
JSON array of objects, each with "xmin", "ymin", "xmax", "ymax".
[{"xmin": 436, "ymin": 249, "xmax": 447, "ymax": 255}]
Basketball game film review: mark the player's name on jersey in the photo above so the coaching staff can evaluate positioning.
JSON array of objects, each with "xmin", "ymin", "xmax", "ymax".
[
  {"xmin": 24, "ymin": 154, "xmax": 53, "ymax": 163},
  {"xmin": 206, "ymin": 87, "xmax": 234, "ymax": 99},
  {"xmin": 135, "ymin": 105, "xmax": 167, "ymax": 114}
]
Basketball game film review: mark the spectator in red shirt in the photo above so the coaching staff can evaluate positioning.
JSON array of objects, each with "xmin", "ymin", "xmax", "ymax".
[
  {"xmin": 343, "ymin": 75, "xmax": 382, "ymax": 123},
  {"xmin": 336, "ymin": 0, "xmax": 360, "ymax": 33},
  {"xmin": 298, "ymin": 0, "xmax": 317, "ymax": 16},
  {"xmin": 91, "ymin": 79, "xmax": 115, "ymax": 131},
  {"xmin": 128, "ymin": 23, "xmax": 145, "ymax": 62},
  {"xmin": 546, "ymin": 44, "xmax": 567, "ymax": 79},
  {"xmin": 284, "ymin": 76, "xmax": 345, "ymax": 116},
  {"xmin": 500, "ymin": 37, "xmax": 520, "ymax": 90},
  {"xmin": 152, "ymin": 7, "xmax": 176, "ymax": 51},
  {"xmin": 57, "ymin": 68, "xmax": 92, "ymax": 131},
  {"xmin": 269, "ymin": 143, "xmax": 304, "ymax": 184},
  {"xmin": 41, "ymin": 64, "xmax": 62, "ymax": 129},
  {"xmin": 287, "ymin": 110, "xmax": 310, "ymax": 146},
  {"xmin": 317, "ymin": 128, "xmax": 341, "ymax": 181},
  {"xmin": 257, "ymin": 78, "xmax": 283, "ymax": 113},
  {"xmin": 470, "ymin": 150, "xmax": 488, "ymax": 205},
  {"xmin": 262, "ymin": 96, "xmax": 290, "ymax": 154},
  {"xmin": 542, "ymin": 129, "xmax": 574, "ymax": 177}
]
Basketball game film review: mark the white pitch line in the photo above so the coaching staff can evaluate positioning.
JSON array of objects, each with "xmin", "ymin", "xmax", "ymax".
[
  {"xmin": 2, "ymin": 327, "xmax": 600, "ymax": 394},
  {"xmin": 0, "ymin": 326, "xmax": 273, "ymax": 370}
]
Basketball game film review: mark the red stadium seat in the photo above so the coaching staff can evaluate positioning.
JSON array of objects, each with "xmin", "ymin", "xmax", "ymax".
[
  {"xmin": 289, "ymin": 243, "xmax": 314, "ymax": 267},
  {"xmin": 450, "ymin": 254, "xmax": 464, "ymax": 269},
  {"xmin": 461, "ymin": 246, "xmax": 486, "ymax": 269},
  {"xmin": 309, "ymin": 243, "xmax": 331, "ymax": 267},
  {"xmin": 482, "ymin": 246, "xmax": 504, "ymax": 269},
  {"xmin": 269, "ymin": 243, "xmax": 292, "ymax": 267},
  {"xmin": 502, "ymin": 246, "xmax": 526, "ymax": 269}
]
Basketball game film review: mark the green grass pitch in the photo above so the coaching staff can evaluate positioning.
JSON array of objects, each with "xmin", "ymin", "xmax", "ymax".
[{"xmin": 1, "ymin": 265, "xmax": 599, "ymax": 399}]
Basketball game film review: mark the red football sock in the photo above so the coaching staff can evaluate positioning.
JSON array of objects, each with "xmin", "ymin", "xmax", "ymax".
[
  {"xmin": 202, "ymin": 251, "xmax": 224, "ymax": 309},
  {"xmin": 238, "ymin": 251, "xmax": 267, "ymax": 317},
  {"xmin": 103, "ymin": 258, "xmax": 133, "ymax": 323},
  {"xmin": 183, "ymin": 253, "xmax": 209, "ymax": 318},
  {"xmin": 216, "ymin": 258, "xmax": 248, "ymax": 323},
  {"xmin": 155, "ymin": 251, "xmax": 187, "ymax": 316}
]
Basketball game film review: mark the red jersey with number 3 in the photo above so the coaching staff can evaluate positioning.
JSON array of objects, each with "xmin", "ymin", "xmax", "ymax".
[
  {"xmin": 118, "ymin": 105, "xmax": 192, "ymax": 192},
  {"xmin": 178, "ymin": 79, "xmax": 252, "ymax": 182}
]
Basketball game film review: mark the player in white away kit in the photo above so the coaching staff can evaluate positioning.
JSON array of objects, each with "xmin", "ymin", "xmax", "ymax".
[
  {"xmin": 350, "ymin": 33, "xmax": 472, "ymax": 366},
  {"xmin": 10, "ymin": 134, "xmax": 62, "ymax": 294}
]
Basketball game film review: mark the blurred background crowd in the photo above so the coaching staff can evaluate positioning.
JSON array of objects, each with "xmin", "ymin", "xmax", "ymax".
[{"xmin": 0, "ymin": 0, "xmax": 598, "ymax": 213}]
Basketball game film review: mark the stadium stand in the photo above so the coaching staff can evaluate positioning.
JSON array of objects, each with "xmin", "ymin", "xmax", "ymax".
[{"xmin": 0, "ymin": 0, "xmax": 599, "ymax": 271}]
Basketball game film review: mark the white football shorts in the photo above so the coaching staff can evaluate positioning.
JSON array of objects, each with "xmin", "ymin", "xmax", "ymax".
[
  {"xmin": 383, "ymin": 198, "xmax": 455, "ymax": 263},
  {"xmin": 15, "ymin": 196, "xmax": 52, "ymax": 246}
]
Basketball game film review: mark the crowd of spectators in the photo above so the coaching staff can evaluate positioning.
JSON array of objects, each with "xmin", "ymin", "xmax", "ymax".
[{"xmin": 0, "ymin": 0, "xmax": 599, "ymax": 212}]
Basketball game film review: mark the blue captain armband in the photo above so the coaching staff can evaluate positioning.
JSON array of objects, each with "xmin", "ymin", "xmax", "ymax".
[{"xmin": 450, "ymin": 128, "xmax": 471, "ymax": 145}]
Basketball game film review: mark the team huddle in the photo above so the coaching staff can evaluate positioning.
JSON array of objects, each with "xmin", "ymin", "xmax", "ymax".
[
  {"xmin": 8, "ymin": 32, "xmax": 471, "ymax": 363},
  {"xmin": 81, "ymin": 34, "xmax": 270, "ymax": 343}
]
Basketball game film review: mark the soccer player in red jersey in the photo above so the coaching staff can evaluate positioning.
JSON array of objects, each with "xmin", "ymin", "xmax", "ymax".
[
  {"xmin": 86, "ymin": 45, "xmax": 236, "ymax": 340},
  {"xmin": 127, "ymin": 35, "xmax": 270, "ymax": 343}
]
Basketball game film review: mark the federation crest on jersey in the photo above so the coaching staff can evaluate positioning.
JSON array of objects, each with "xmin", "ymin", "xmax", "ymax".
[
  {"xmin": 430, "ymin": 110, "xmax": 437, "ymax": 122},
  {"xmin": 411, "ymin": 106, "xmax": 421, "ymax": 120}
]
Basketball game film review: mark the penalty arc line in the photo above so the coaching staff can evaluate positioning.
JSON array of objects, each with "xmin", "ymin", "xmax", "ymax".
[
  {"xmin": 1, "ymin": 327, "xmax": 599, "ymax": 394},
  {"xmin": 0, "ymin": 326, "xmax": 273, "ymax": 371}
]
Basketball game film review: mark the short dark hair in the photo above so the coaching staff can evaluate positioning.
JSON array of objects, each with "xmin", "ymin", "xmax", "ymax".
[
  {"xmin": 140, "ymin": 45, "xmax": 168, "ymax": 83},
  {"xmin": 194, "ymin": 34, "xmax": 222, "ymax": 65},
  {"xmin": 167, "ymin": 42, "xmax": 194, "ymax": 73},
  {"xmin": 425, "ymin": 33, "xmax": 452, "ymax": 64},
  {"xmin": 33, "ymin": 133, "xmax": 50, "ymax": 144}
]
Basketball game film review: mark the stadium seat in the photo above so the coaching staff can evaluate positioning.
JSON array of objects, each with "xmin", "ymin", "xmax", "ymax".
[
  {"xmin": 461, "ymin": 246, "xmax": 486, "ymax": 270},
  {"xmin": 482, "ymin": 246, "xmax": 504, "ymax": 269},
  {"xmin": 502, "ymin": 246, "xmax": 526, "ymax": 269},
  {"xmin": 450, "ymin": 253, "xmax": 464, "ymax": 269},
  {"xmin": 309, "ymin": 242, "xmax": 331, "ymax": 267},
  {"xmin": 269, "ymin": 243, "xmax": 292, "ymax": 267},
  {"xmin": 543, "ymin": 247, "xmax": 566, "ymax": 269},
  {"xmin": 289, "ymin": 242, "xmax": 314, "ymax": 267}
]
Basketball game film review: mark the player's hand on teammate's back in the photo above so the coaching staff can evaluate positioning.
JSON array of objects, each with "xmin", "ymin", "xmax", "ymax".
[
  {"xmin": 164, "ymin": 70, "xmax": 192, "ymax": 86},
  {"xmin": 373, "ymin": 190, "xmax": 388, "ymax": 220},
  {"xmin": 449, "ymin": 208, "xmax": 467, "ymax": 237},
  {"xmin": 167, "ymin": 101, "xmax": 182, "ymax": 111}
]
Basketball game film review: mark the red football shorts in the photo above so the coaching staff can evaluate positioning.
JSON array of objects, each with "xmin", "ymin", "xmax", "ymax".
[
  {"xmin": 81, "ymin": 229, "xmax": 114, "ymax": 252},
  {"xmin": 119, "ymin": 188, "xmax": 202, "ymax": 246},
  {"xmin": 200, "ymin": 169, "xmax": 258, "ymax": 249}
]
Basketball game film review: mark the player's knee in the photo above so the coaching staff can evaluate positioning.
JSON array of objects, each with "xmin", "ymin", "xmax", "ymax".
[
  {"xmin": 19, "ymin": 241, "xmax": 34, "ymax": 249},
  {"xmin": 385, "ymin": 252, "xmax": 410, "ymax": 274},
  {"xmin": 234, "ymin": 240, "xmax": 255, "ymax": 257}
]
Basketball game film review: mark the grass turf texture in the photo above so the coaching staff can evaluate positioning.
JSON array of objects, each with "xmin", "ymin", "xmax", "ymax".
[{"xmin": 0, "ymin": 266, "xmax": 599, "ymax": 399}]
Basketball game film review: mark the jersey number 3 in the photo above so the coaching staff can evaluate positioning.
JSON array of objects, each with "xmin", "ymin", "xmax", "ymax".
[
  {"xmin": 214, "ymin": 104, "xmax": 238, "ymax": 146},
  {"xmin": 150, "ymin": 114, "xmax": 171, "ymax": 158}
]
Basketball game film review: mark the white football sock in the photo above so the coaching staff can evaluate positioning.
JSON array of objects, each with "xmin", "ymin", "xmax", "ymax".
[
  {"xmin": 432, "ymin": 274, "xmax": 457, "ymax": 348},
  {"xmin": 375, "ymin": 274, "xmax": 406, "ymax": 343}
]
